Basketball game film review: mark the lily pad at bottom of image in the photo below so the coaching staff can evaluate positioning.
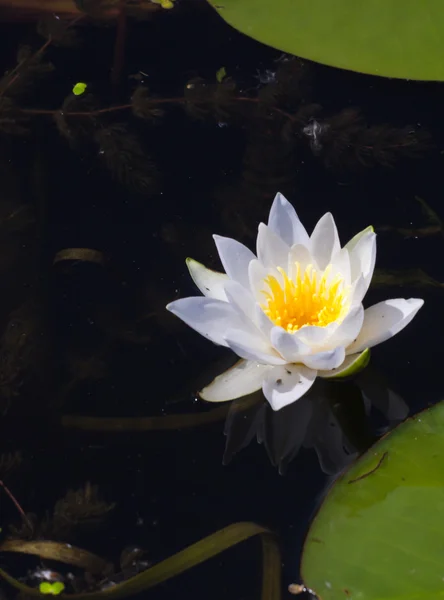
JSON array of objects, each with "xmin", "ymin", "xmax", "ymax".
[{"xmin": 300, "ymin": 399, "xmax": 444, "ymax": 600}]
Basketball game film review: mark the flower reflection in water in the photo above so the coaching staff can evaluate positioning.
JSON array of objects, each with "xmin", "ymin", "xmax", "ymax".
[{"xmin": 223, "ymin": 368, "xmax": 408, "ymax": 475}]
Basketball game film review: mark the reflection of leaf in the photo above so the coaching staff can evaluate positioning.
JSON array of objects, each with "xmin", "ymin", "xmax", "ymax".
[
  {"xmin": 301, "ymin": 400, "xmax": 444, "ymax": 600},
  {"xmin": 415, "ymin": 195, "xmax": 443, "ymax": 228},
  {"xmin": 377, "ymin": 224, "xmax": 442, "ymax": 237},
  {"xmin": 53, "ymin": 248, "xmax": 106, "ymax": 266},
  {"xmin": 0, "ymin": 540, "xmax": 108, "ymax": 574},
  {"xmin": 377, "ymin": 196, "xmax": 443, "ymax": 238},
  {"xmin": 372, "ymin": 268, "xmax": 444, "ymax": 289},
  {"xmin": 0, "ymin": 522, "xmax": 281, "ymax": 600},
  {"xmin": 62, "ymin": 404, "xmax": 231, "ymax": 431}
]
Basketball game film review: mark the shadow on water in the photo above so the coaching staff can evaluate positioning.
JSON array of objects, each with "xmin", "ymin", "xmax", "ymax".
[{"xmin": 0, "ymin": 2, "xmax": 442, "ymax": 599}]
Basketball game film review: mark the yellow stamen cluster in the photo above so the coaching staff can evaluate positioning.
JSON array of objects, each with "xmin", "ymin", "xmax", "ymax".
[{"xmin": 261, "ymin": 263, "xmax": 349, "ymax": 333}]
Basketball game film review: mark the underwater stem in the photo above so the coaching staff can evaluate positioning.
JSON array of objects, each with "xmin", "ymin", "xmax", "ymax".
[{"xmin": 0, "ymin": 480, "xmax": 33, "ymax": 534}]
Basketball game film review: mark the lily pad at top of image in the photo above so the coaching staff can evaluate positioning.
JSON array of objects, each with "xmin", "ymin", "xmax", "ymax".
[
  {"xmin": 300, "ymin": 399, "xmax": 444, "ymax": 599},
  {"xmin": 207, "ymin": 0, "xmax": 444, "ymax": 81}
]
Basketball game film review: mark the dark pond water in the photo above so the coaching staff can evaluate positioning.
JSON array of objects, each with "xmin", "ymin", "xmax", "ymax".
[{"xmin": 0, "ymin": 3, "xmax": 442, "ymax": 599}]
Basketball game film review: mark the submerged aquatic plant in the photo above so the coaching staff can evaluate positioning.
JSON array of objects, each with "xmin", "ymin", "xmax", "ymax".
[{"xmin": 167, "ymin": 193, "xmax": 424, "ymax": 411}]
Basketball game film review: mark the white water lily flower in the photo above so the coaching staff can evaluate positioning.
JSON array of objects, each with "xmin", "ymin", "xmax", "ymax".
[{"xmin": 167, "ymin": 193, "xmax": 424, "ymax": 411}]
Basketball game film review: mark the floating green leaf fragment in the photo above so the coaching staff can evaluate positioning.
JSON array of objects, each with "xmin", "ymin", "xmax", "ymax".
[
  {"xmin": 39, "ymin": 582, "xmax": 65, "ymax": 595},
  {"xmin": 72, "ymin": 82, "xmax": 87, "ymax": 96},
  {"xmin": 151, "ymin": 0, "xmax": 175, "ymax": 8},
  {"xmin": 216, "ymin": 67, "xmax": 227, "ymax": 83}
]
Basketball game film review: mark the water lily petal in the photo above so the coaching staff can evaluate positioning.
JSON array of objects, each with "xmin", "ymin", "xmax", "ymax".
[
  {"xmin": 186, "ymin": 258, "xmax": 228, "ymax": 301},
  {"xmin": 310, "ymin": 213, "xmax": 341, "ymax": 270},
  {"xmin": 213, "ymin": 234, "xmax": 256, "ymax": 289},
  {"xmin": 346, "ymin": 298, "xmax": 424, "ymax": 355},
  {"xmin": 200, "ymin": 359, "xmax": 272, "ymax": 402},
  {"xmin": 268, "ymin": 192, "xmax": 310, "ymax": 247},
  {"xmin": 225, "ymin": 328, "xmax": 287, "ymax": 365},
  {"xmin": 344, "ymin": 225, "xmax": 374, "ymax": 254},
  {"xmin": 166, "ymin": 297, "xmax": 244, "ymax": 347},
  {"xmin": 270, "ymin": 327, "xmax": 310, "ymax": 362},
  {"xmin": 292, "ymin": 324, "xmax": 330, "ymax": 347},
  {"xmin": 225, "ymin": 282, "xmax": 274, "ymax": 347},
  {"xmin": 257, "ymin": 223, "xmax": 290, "ymax": 269},
  {"xmin": 224, "ymin": 280, "xmax": 256, "ymax": 318},
  {"xmin": 326, "ymin": 305, "xmax": 364, "ymax": 350},
  {"xmin": 262, "ymin": 364, "xmax": 317, "ymax": 411},
  {"xmin": 330, "ymin": 247, "xmax": 351, "ymax": 286},
  {"xmin": 288, "ymin": 244, "xmax": 313, "ymax": 278},
  {"xmin": 347, "ymin": 230, "xmax": 376, "ymax": 292},
  {"xmin": 255, "ymin": 304, "xmax": 275, "ymax": 337},
  {"xmin": 248, "ymin": 259, "xmax": 270, "ymax": 301},
  {"xmin": 301, "ymin": 346, "xmax": 346, "ymax": 370}
]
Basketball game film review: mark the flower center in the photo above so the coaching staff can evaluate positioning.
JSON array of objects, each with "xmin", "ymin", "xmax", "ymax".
[{"xmin": 261, "ymin": 263, "xmax": 349, "ymax": 333}]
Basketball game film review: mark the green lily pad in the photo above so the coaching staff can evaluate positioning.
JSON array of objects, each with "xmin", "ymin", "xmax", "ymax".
[
  {"xmin": 301, "ymin": 400, "xmax": 444, "ymax": 599},
  {"xmin": 207, "ymin": 0, "xmax": 444, "ymax": 80}
]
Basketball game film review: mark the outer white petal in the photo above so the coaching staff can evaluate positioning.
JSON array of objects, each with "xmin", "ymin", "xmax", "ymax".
[
  {"xmin": 270, "ymin": 327, "xmax": 310, "ymax": 362},
  {"xmin": 262, "ymin": 364, "xmax": 317, "ymax": 411},
  {"xmin": 268, "ymin": 192, "xmax": 310, "ymax": 247},
  {"xmin": 186, "ymin": 258, "xmax": 228, "ymax": 301},
  {"xmin": 346, "ymin": 298, "xmax": 424, "ymax": 355},
  {"xmin": 256, "ymin": 223, "xmax": 290, "ymax": 269},
  {"xmin": 166, "ymin": 297, "xmax": 243, "ymax": 347},
  {"xmin": 344, "ymin": 225, "xmax": 374, "ymax": 254},
  {"xmin": 288, "ymin": 244, "xmax": 313, "ymax": 279},
  {"xmin": 224, "ymin": 280, "xmax": 256, "ymax": 319},
  {"xmin": 213, "ymin": 235, "xmax": 256, "ymax": 289},
  {"xmin": 324, "ymin": 305, "xmax": 364, "ymax": 350},
  {"xmin": 301, "ymin": 346, "xmax": 346, "ymax": 370},
  {"xmin": 349, "ymin": 276, "xmax": 368, "ymax": 311},
  {"xmin": 310, "ymin": 213, "xmax": 341, "ymax": 270},
  {"xmin": 347, "ymin": 230, "xmax": 376, "ymax": 293},
  {"xmin": 225, "ymin": 328, "xmax": 288, "ymax": 365},
  {"xmin": 199, "ymin": 359, "xmax": 272, "ymax": 402}
]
